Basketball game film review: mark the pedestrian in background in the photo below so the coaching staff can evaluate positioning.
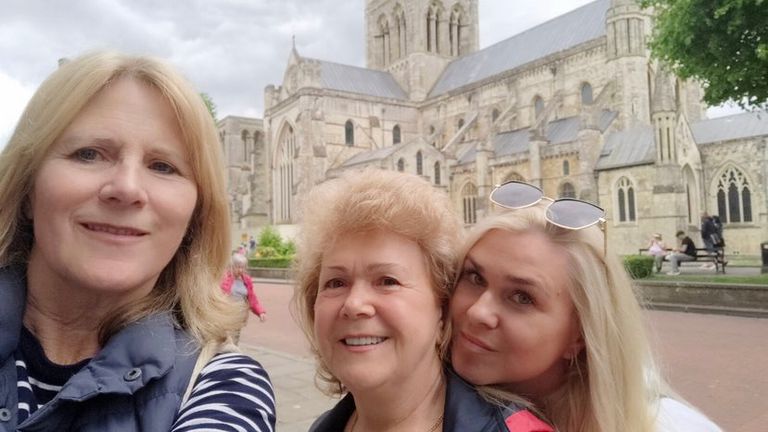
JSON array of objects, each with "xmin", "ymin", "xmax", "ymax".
[
  {"xmin": 699, "ymin": 213, "xmax": 717, "ymax": 270},
  {"xmin": 0, "ymin": 51, "xmax": 275, "ymax": 431},
  {"xmin": 221, "ymin": 253, "xmax": 267, "ymax": 343}
]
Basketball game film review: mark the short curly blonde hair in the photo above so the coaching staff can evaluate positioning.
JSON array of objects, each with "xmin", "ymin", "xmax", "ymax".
[{"xmin": 292, "ymin": 168, "xmax": 463, "ymax": 395}]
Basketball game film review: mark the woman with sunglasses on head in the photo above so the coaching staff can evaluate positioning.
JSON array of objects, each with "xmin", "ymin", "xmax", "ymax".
[
  {"xmin": 295, "ymin": 170, "xmax": 553, "ymax": 432},
  {"xmin": 450, "ymin": 181, "xmax": 721, "ymax": 432}
]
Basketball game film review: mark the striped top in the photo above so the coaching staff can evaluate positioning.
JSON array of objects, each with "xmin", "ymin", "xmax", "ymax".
[{"xmin": 16, "ymin": 327, "xmax": 276, "ymax": 431}]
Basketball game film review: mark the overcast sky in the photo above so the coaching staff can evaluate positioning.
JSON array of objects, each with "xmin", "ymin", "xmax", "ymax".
[{"xmin": 0, "ymin": 0, "xmax": 741, "ymax": 149}]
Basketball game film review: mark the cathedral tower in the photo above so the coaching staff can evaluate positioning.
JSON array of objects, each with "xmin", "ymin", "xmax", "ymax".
[
  {"xmin": 365, "ymin": 0, "xmax": 479, "ymax": 100},
  {"xmin": 605, "ymin": 0, "xmax": 653, "ymax": 129}
]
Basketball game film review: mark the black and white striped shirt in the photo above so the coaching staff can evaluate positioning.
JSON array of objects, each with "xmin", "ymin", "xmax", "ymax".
[{"xmin": 16, "ymin": 327, "xmax": 276, "ymax": 431}]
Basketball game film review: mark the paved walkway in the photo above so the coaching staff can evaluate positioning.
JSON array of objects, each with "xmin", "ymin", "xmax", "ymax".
[
  {"xmin": 240, "ymin": 280, "xmax": 768, "ymax": 432},
  {"xmin": 239, "ymin": 344, "xmax": 336, "ymax": 432}
]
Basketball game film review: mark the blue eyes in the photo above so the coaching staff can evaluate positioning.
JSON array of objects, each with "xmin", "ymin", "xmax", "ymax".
[
  {"xmin": 71, "ymin": 147, "xmax": 178, "ymax": 175},
  {"xmin": 461, "ymin": 268, "xmax": 535, "ymax": 306},
  {"xmin": 75, "ymin": 148, "xmax": 100, "ymax": 161},
  {"xmin": 510, "ymin": 292, "xmax": 534, "ymax": 305},
  {"xmin": 149, "ymin": 161, "xmax": 177, "ymax": 174}
]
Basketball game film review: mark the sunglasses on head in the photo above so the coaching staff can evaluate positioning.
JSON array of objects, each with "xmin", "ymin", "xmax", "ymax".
[{"xmin": 489, "ymin": 181, "xmax": 607, "ymax": 251}]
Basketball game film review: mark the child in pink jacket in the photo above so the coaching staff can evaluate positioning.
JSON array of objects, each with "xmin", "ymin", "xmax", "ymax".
[{"xmin": 221, "ymin": 253, "xmax": 266, "ymax": 322}]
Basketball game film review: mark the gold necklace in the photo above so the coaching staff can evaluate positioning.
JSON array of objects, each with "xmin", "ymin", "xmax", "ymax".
[{"xmin": 348, "ymin": 411, "xmax": 444, "ymax": 432}]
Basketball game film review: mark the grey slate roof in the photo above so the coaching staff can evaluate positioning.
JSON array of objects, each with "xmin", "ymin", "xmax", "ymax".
[
  {"xmin": 595, "ymin": 127, "xmax": 655, "ymax": 171},
  {"xmin": 318, "ymin": 60, "xmax": 408, "ymax": 100},
  {"xmin": 341, "ymin": 144, "xmax": 404, "ymax": 167},
  {"xmin": 459, "ymin": 111, "xmax": 617, "ymax": 164},
  {"xmin": 690, "ymin": 111, "xmax": 768, "ymax": 144},
  {"xmin": 429, "ymin": 0, "xmax": 609, "ymax": 97}
]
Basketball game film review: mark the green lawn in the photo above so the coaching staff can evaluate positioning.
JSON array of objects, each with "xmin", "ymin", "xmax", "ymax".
[{"xmin": 648, "ymin": 273, "xmax": 768, "ymax": 285}]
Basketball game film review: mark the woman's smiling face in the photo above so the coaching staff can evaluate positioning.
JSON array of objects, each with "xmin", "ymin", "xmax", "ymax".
[
  {"xmin": 313, "ymin": 230, "xmax": 444, "ymax": 394},
  {"xmin": 27, "ymin": 77, "xmax": 197, "ymax": 301},
  {"xmin": 450, "ymin": 229, "xmax": 584, "ymax": 400}
]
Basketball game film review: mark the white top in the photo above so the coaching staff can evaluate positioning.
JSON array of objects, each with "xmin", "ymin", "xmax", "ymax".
[
  {"xmin": 655, "ymin": 398, "xmax": 722, "ymax": 432},
  {"xmin": 231, "ymin": 278, "xmax": 248, "ymax": 299}
]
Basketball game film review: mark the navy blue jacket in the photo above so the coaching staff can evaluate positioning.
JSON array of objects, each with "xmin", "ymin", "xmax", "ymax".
[
  {"xmin": 309, "ymin": 368, "xmax": 539, "ymax": 431},
  {"xmin": 0, "ymin": 265, "xmax": 200, "ymax": 431}
]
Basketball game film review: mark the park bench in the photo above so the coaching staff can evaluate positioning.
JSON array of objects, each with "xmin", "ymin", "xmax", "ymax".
[{"xmin": 637, "ymin": 247, "xmax": 727, "ymax": 274}]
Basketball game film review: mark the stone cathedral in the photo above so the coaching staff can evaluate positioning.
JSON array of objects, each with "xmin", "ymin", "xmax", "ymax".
[{"xmin": 219, "ymin": 0, "xmax": 768, "ymax": 257}]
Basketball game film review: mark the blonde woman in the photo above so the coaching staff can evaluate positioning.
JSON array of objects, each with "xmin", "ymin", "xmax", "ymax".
[
  {"xmin": 293, "ymin": 170, "xmax": 552, "ymax": 432},
  {"xmin": 0, "ymin": 51, "xmax": 275, "ymax": 431},
  {"xmin": 450, "ymin": 181, "xmax": 721, "ymax": 432}
]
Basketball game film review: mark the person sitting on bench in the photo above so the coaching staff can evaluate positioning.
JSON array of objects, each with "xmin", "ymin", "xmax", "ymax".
[{"xmin": 666, "ymin": 231, "xmax": 696, "ymax": 275}]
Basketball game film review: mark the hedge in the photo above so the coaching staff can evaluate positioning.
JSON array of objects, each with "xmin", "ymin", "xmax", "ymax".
[
  {"xmin": 249, "ymin": 257, "xmax": 293, "ymax": 269},
  {"xmin": 623, "ymin": 255, "xmax": 655, "ymax": 279}
]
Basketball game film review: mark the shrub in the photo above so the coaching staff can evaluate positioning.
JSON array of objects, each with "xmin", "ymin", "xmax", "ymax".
[
  {"xmin": 255, "ymin": 246, "xmax": 279, "ymax": 258},
  {"xmin": 279, "ymin": 240, "xmax": 296, "ymax": 257},
  {"xmin": 623, "ymin": 255, "xmax": 655, "ymax": 279},
  {"xmin": 249, "ymin": 257, "xmax": 293, "ymax": 268},
  {"xmin": 257, "ymin": 226, "xmax": 283, "ymax": 250},
  {"xmin": 249, "ymin": 226, "xmax": 294, "ymax": 267}
]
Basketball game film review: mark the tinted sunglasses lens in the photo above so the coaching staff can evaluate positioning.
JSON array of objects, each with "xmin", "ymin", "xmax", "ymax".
[
  {"xmin": 491, "ymin": 182, "xmax": 543, "ymax": 208},
  {"xmin": 547, "ymin": 199, "xmax": 605, "ymax": 229}
]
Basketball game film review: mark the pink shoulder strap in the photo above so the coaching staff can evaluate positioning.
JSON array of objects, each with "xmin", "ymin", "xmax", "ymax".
[{"xmin": 505, "ymin": 410, "xmax": 554, "ymax": 432}]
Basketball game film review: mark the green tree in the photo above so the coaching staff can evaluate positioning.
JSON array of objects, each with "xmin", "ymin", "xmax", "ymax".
[
  {"xmin": 200, "ymin": 92, "xmax": 218, "ymax": 121},
  {"xmin": 641, "ymin": 0, "xmax": 768, "ymax": 109}
]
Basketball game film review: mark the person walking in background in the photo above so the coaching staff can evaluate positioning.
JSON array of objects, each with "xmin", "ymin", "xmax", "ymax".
[
  {"xmin": 646, "ymin": 233, "xmax": 668, "ymax": 273},
  {"xmin": 221, "ymin": 253, "xmax": 266, "ymax": 342},
  {"xmin": 700, "ymin": 213, "xmax": 717, "ymax": 270},
  {"xmin": 666, "ymin": 230, "xmax": 697, "ymax": 275}
]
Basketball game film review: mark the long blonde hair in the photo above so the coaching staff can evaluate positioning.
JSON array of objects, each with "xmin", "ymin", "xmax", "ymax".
[
  {"xmin": 292, "ymin": 168, "xmax": 463, "ymax": 396},
  {"xmin": 455, "ymin": 204, "xmax": 663, "ymax": 431},
  {"xmin": 0, "ymin": 51, "xmax": 241, "ymax": 347}
]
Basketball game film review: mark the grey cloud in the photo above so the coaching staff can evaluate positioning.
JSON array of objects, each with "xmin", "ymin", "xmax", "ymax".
[{"xmin": 0, "ymin": 0, "xmax": 597, "ymax": 144}]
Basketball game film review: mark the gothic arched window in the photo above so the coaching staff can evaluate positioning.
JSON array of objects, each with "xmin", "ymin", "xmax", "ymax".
[
  {"xmin": 716, "ymin": 167, "xmax": 752, "ymax": 223},
  {"xmin": 345, "ymin": 120, "xmax": 354, "ymax": 146},
  {"xmin": 533, "ymin": 95, "xmax": 544, "ymax": 119},
  {"xmin": 397, "ymin": 158, "xmax": 405, "ymax": 172},
  {"xmin": 241, "ymin": 130, "xmax": 250, "ymax": 161},
  {"xmin": 559, "ymin": 182, "xmax": 576, "ymax": 198},
  {"xmin": 378, "ymin": 15, "xmax": 391, "ymax": 66},
  {"xmin": 416, "ymin": 151, "xmax": 423, "ymax": 175},
  {"xmin": 449, "ymin": 6, "xmax": 464, "ymax": 56},
  {"xmin": 274, "ymin": 125, "xmax": 296, "ymax": 223},
  {"xmin": 563, "ymin": 160, "xmax": 570, "ymax": 176},
  {"xmin": 394, "ymin": 5, "xmax": 406, "ymax": 58},
  {"xmin": 462, "ymin": 182, "xmax": 478, "ymax": 225},
  {"xmin": 581, "ymin": 82, "xmax": 593, "ymax": 105},
  {"xmin": 616, "ymin": 177, "xmax": 636, "ymax": 222},
  {"xmin": 393, "ymin": 124, "xmax": 401, "ymax": 144},
  {"xmin": 426, "ymin": 3, "xmax": 441, "ymax": 53},
  {"xmin": 434, "ymin": 161, "xmax": 441, "ymax": 185}
]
